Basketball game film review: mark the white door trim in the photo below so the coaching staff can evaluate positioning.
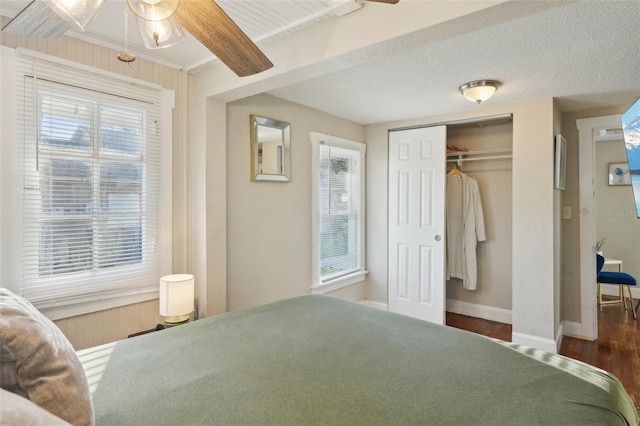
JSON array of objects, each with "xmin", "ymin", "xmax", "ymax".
[{"xmin": 576, "ymin": 114, "xmax": 622, "ymax": 341}]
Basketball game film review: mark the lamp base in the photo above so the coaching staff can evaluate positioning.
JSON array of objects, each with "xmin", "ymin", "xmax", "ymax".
[{"xmin": 163, "ymin": 314, "xmax": 190, "ymax": 327}]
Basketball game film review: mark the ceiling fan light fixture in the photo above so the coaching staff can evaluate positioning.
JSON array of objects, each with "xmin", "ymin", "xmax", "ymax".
[
  {"xmin": 459, "ymin": 80, "xmax": 501, "ymax": 104},
  {"xmin": 136, "ymin": 15, "xmax": 184, "ymax": 49},
  {"xmin": 42, "ymin": 0, "xmax": 106, "ymax": 31},
  {"xmin": 127, "ymin": 0, "xmax": 179, "ymax": 21}
]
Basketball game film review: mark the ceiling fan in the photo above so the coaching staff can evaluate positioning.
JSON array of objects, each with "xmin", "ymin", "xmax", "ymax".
[{"xmin": 2, "ymin": 0, "xmax": 399, "ymax": 77}]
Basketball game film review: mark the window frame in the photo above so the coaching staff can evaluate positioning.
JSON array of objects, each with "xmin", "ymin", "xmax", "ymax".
[
  {"xmin": 1, "ymin": 48, "xmax": 173, "ymax": 320},
  {"xmin": 310, "ymin": 132, "xmax": 367, "ymax": 294}
]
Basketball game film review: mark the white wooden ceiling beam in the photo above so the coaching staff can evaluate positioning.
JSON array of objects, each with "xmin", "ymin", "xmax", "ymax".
[{"xmin": 2, "ymin": 1, "xmax": 70, "ymax": 39}]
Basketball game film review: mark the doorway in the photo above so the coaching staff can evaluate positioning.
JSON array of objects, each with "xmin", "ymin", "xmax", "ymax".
[{"xmin": 577, "ymin": 114, "xmax": 640, "ymax": 339}]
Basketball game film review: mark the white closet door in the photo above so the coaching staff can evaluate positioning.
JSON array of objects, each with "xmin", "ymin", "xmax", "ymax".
[{"xmin": 388, "ymin": 126, "xmax": 446, "ymax": 324}]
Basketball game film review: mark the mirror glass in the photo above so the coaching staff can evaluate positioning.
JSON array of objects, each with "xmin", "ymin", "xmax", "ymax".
[
  {"xmin": 621, "ymin": 97, "xmax": 640, "ymax": 217},
  {"xmin": 250, "ymin": 115, "xmax": 291, "ymax": 182}
]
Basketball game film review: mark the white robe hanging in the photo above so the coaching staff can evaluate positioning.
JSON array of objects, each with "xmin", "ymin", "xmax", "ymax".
[{"xmin": 446, "ymin": 172, "xmax": 486, "ymax": 290}]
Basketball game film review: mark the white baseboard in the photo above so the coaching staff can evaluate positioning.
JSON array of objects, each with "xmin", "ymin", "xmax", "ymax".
[
  {"xmin": 361, "ymin": 299, "xmax": 513, "ymax": 325},
  {"xmin": 360, "ymin": 300, "xmax": 388, "ymax": 311},
  {"xmin": 512, "ymin": 332, "xmax": 559, "ymax": 354},
  {"xmin": 562, "ymin": 286, "xmax": 638, "ymax": 342},
  {"xmin": 555, "ymin": 322, "xmax": 564, "ymax": 352},
  {"xmin": 446, "ymin": 298, "xmax": 512, "ymax": 324},
  {"xmin": 562, "ymin": 320, "xmax": 596, "ymax": 341},
  {"xmin": 361, "ymin": 300, "xmax": 589, "ymax": 353}
]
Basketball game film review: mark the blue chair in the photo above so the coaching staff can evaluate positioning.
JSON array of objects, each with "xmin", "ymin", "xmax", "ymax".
[{"xmin": 596, "ymin": 254, "xmax": 637, "ymax": 319}]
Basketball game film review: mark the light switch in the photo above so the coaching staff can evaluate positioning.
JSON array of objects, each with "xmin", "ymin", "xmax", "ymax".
[{"xmin": 563, "ymin": 206, "xmax": 572, "ymax": 219}]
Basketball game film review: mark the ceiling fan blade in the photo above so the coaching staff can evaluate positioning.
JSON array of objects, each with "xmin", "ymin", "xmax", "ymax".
[
  {"xmin": 175, "ymin": 0, "xmax": 273, "ymax": 77},
  {"xmin": 366, "ymin": 0, "xmax": 399, "ymax": 3},
  {"xmin": 2, "ymin": 0, "xmax": 71, "ymax": 38}
]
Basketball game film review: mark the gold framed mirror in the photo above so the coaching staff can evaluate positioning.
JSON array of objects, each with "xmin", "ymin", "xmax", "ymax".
[{"xmin": 250, "ymin": 115, "xmax": 291, "ymax": 182}]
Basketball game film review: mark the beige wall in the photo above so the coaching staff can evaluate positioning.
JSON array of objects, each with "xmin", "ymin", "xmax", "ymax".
[
  {"xmin": 445, "ymin": 122, "xmax": 513, "ymax": 311},
  {"xmin": 226, "ymin": 94, "xmax": 365, "ymax": 311},
  {"xmin": 595, "ymin": 140, "xmax": 640, "ymax": 280},
  {"xmin": 1, "ymin": 21, "xmax": 190, "ymax": 349}
]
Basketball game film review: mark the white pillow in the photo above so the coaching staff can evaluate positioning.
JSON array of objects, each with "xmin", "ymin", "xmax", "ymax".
[
  {"xmin": 0, "ymin": 288, "xmax": 94, "ymax": 426},
  {"xmin": 0, "ymin": 388, "xmax": 71, "ymax": 425}
]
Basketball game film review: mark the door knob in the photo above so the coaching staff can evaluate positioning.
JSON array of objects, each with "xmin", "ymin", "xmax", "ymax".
[{"xmin": 435, "ymin": 235, "xmax": 441, "ymax": 241}]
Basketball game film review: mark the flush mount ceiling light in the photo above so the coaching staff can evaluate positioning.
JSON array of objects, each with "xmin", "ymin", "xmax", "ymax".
[{"xmin": 458, "ymin": 80, "xmax": 502, "ymax": 104}]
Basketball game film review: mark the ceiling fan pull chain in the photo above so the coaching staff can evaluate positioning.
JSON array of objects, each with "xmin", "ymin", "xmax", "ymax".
[{"xmin": 118, "ymin": 7, "xmax": 136, "ymax": 64}]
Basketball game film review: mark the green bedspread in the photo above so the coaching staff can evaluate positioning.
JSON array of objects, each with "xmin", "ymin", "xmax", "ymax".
[{"xmin": 78, "ymin": 295, "xmax": 638, "ymax": 425}]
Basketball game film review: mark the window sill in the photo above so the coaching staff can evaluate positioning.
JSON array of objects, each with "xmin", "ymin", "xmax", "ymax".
[
  {"xmin": 310, "ymin": 270, "xmax": 368, "ymax": 295},
  {"xmin": 39, "ymin": 288, "xmax": 159, "ymax": 321}
]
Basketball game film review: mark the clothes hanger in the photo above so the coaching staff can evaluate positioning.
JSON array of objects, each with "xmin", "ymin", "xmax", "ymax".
[{"xmin": 448, "ymin": 165, "xmax": 461, "ymax": 176}]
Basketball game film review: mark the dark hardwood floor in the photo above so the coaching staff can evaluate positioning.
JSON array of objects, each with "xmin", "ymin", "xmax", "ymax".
[{"xmin": 446, "ymin": 301, "xmax": 640, "ymax": 413}]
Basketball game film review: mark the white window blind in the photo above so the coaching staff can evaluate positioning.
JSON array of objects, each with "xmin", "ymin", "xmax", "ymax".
[
  {"xmin": 14, "ymin": 52, "xmax": 165, "ymax": 309},
  {"xmin": 311, "ymin": 133, "xmax": 366, "ymax": 290}
]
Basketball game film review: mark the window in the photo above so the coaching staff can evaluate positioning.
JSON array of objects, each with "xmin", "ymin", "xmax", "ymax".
[
  {"xmin": 310, "ymin": 132, "xmax": 366, "ymax": 293},
  {"xmin": 36, "ymin": 94, "xmax": 145, "ymax": 277},
  {"xmin": 7, "ymin": 50, "xmax": 171, "ymax": 314}
]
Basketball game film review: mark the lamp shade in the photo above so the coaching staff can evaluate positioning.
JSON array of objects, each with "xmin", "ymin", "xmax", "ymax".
[
  {"xmin": 159, "ymin": 274, "xmax": 194, "ymax": 318},
  {"xmin": 136, "ymin": 15, "xmax": 184, "ymax": 49},
  {"xmin": 458, "ymin": 80, "xmax": 501, "ymax": 104},
  {"xmin": 43, "ymin": 0, "xmax": 106, "ymax": 31},
  {"xmin": 127, "ymin": 0, "xmax": 179, "ymax": 21}
]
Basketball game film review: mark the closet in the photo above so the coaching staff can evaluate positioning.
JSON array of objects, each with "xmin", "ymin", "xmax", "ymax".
[{"xmin": 388, "ymin": 116, "xmax": 513, "ymax": 325}]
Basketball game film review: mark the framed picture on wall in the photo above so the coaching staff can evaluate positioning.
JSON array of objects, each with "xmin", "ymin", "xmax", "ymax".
[
  {"xmin": 554, "ymin": 134, "xmax": 567, "ymax": 190},
  {"xmin": 608, "ymin": 162, "xmax": 631, "ymax": 186}
]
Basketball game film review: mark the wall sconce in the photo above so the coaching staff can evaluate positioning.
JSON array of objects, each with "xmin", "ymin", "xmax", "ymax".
[
  {"xmin": 458, "ymin": 80, "xmax": 502, "ymax": 104},
  {"xmin": 159, "ymin": 274, "xmax": 195, "ymax": 326},
  {"xmin": 42, "ymin": 0, "xmax": 106, "ymax": 31},
  {"xmin": 136, "ymin": 15, "xmax": 184, "ymax": 49}
]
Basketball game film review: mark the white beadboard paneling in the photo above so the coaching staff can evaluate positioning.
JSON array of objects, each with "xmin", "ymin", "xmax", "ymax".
[
  {"xmin": 55, "ymin": 300, "xmax": 163, "ymax": 350},
  {"xmin": 1, "ymin": 0, "xmax": 346, "ymax": 70}
]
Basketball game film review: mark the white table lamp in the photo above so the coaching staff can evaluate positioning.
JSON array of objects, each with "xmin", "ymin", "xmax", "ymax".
[{"xmin": 159, "ymin": 274, "xmax": 194, "ymax": 326}]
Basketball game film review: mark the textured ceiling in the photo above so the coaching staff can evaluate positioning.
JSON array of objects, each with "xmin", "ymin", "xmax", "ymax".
[
  {"xmin": 266, "ymin": 0, "xmax": 640, "ymax": 124},
  {"xmin": 2, "ymin": 1, "xmax": 638, "ymax": 124}
]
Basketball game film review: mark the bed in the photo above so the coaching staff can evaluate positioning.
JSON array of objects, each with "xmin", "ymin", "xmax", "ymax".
[{"xmin": 1, "ymin": 291, "xmax": 638, "ymax": 425}]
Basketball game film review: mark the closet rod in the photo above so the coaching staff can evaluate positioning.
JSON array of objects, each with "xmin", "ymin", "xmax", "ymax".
[
  {"xmin": 446, "ymin": 155, "xmax": 512, "ymax": 163},
  {"xmin": 446, "ymin": 148, "xmax": 512, "ymax": 156},
  {"xmin": 389, "ymin": 113, "xmax": 513, "ymax": 132}
]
